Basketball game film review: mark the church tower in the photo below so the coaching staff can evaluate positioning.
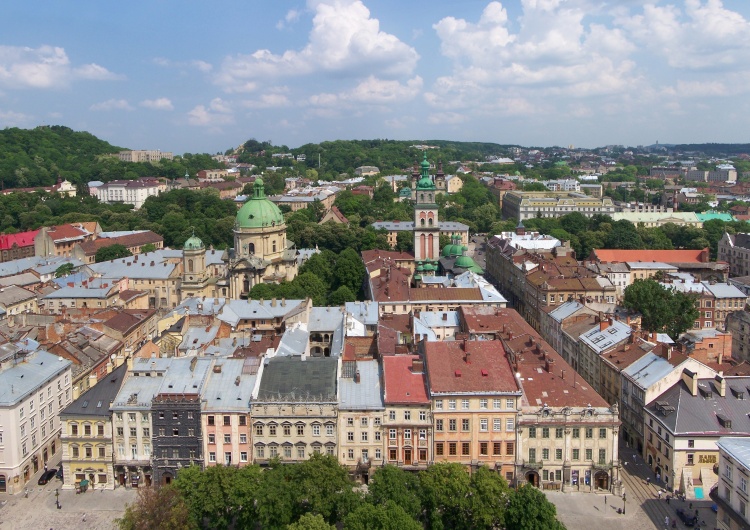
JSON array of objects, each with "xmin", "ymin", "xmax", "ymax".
[
  {"xmin": 435, "ymin": 160, "xmax": 446, "ymax": 193},
  {"xmin": 181, "ymin": 231, "xmax": 209, "ymax": 299},
  {"xmin": 413, "ymin": 153, "xmax": 440, "ymax": 262}
]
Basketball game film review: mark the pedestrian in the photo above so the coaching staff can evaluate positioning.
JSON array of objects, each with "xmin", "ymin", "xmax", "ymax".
[
  {"xmin": 666, "ymin": 495, "xmax": 670, "ymax": 505},
  {"xmin": 658, "ymin": 490, "xmax": 662, "ymax": 500},
  {"xmin": 656, "ymin": 472, "xmax": 661, "ymax": 483},
  {"xmin": 632, "ymin": 454, "xmax": 636, "ymax": 463},
  {"xmin": 664, "ymin": 516, "xmax": 669, "ymax": 527},
  {"xmin": 647, "ymin": 477, "xmax": 651, "ymax": 485},
  {"xmin": 604, "ymin": 495, "xmax": 607, "ymax": 506},
  {"xmin": 44, "ymin": 464, "xmax": 47, "ymax": 473}
]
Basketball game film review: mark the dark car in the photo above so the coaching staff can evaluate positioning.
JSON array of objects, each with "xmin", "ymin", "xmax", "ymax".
[
  {"xmin": 38, "ymin": 469, "xmax": 57, "ymax": 485},
  {"xmin": 56, "ymin": 467, "xmax": 63, "ymax": 481},
  {"xmin": 675, "ymin": 508, "xmax": 696, "ymax": 527}
]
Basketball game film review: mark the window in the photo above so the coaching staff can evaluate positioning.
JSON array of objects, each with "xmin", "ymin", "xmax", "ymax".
[
  {"xmin": 449, "ymin": 442, "xmax": 457, "ymax": 456},
  {"xmin": 284, "ymin": 425, "xmax": 291, "ymax": 436},
  {"xmin": 585, "ymin": 449, "xmax": 593, "ymax": 461},
  {"xmin": 436, "ymin": 419, "xmax": 444, "ymax": 432},
  {"xmin": 462, "ymin": 442, "xmax": 470, "ymax": 456},
  {"xmin": 687, "ymin": 453, "xmax": 694, "ymax": 465},
  {"xmin": 297, "ymin": 447, "xmax": 305, "ymax": 458},
  {"xmin": 297, "ymin": 425, "xmax": 304, "ymax": 436},
  {"xmin": 542, "ymin": 427, "xmax": 550, "ymax": 439},
  {"xmin": 389, "ymin": 429, "xmax": 396, "ymax": 440},
  {"xmin": 84, "ymin": 424, "xmax": 91, "ymax": 436},
  {"xmin": 128, "ymin": 413, "xmax": 136, "ymax": 422},
  {"xmin": 374, "ymin": 417, "xmax": 381, "ymax": 427},
  {"xmin": 599, "ymin": 428, "xmax": 607, "ymax": 439},
  {"xmin": 240, "ymin": 451, "xmax": 248, "ymax": 462},
  {"xmin": 239, "ymin": 416, "xmax": 247, "ymax": 426},
  {"xmin": 528, "ymin": 448, "xmax": 536, "ymax": 463},
  {"xmin": 724, "ymin": 464, "xmax": 733, "ymax": 481},
  {"xmin": 555, "ymin": 428, "xmax": 563, "ymax": 439},
  {"xmin": 555, "ymin": 449, "xmax": 562, "ymax": 460},
  {"xmin": 269, "ymin": 425, "xmax": 277, "ymax": 436},
  {"xmin": 404, "ymin": 410, "xmax": 411, "ymax": 421},
  {"xmin": 436, "ymin": 443, "xmax": 444, "ymax": 456},
  {"xmin": 419, "ymin": 411, "xmax": 426, "ymax": 421},
  {"xmin": 208, "ymin": 415, "xmax": 215, "ymax": 426},
  {"xmin": 128, "ymin": 427, "xmax": 136, "ymax": 437},
  {"xmin": 117, "ymin": 427, "xmax": 123, "ymax": 437},
  {"xmin": 585, "ymin": 428, "xmax": 593, "ymax": 439},
  {"xmin": 404, "ymin": 429, "xmax": 411, "ymax": 440},
  {"xmin": 506, "ymin": 418, "xmax": 515, "ymax": 432},
  {"xmin": 480, "ymin": 419, "xmax": 488, "ymax": 432},
  {"xmin": 97, "ymin": 424, "xmax": 104, "ymax": 436},
  {"xmin": 361, "ymin": 417, "xmax": 368, "ymax": 427},
  {"xmin": 159, "ymin": 428, "xmax": 165, "ymax": 436},
  {"xmin": 240, "ymin": 433, "xmax": 247, "ymax": 444},
  {"xmin": 529, "ymin": 427, "xmax": 536, "ymax": 438},
  {"xmin": 741, "ymin": 476, "xmax": 748, "ymax": 494},
  {"xmin": 448, "ymin": 400, "xmax": 456, "ymax": 410},
  {"xmin": 480, "ymin": 399, "xmax": 488, "ymax": 409},
  {"xmin": 255, "ymin": 425, "xmax": 263, "ymax": 436},
  {"xmin": 224, "ymin": 434, "xmax": 231, "ymax": 444},
  {"xmin": 449, "ymin": 419, "xmax": 457, "ymax": 432},
  {"xmin": 71, "ymin": 424, "xmax": 78, "ymax": 436},
  {"xmin": 361, "ymin": 432, "xmax": 368, "ymax": 442},
  {"xmin": 223, "ymin": 415, "xmax": 230, "ymax": 426},
  {"xmin": 389, "ymin": 411, "xmax": 396, "ymax": 421},
  {"xmin": 492, "ymin": 419, "xmax": 501, "ymax": 432},
  {"xmin": 419, "ymin": 429, "xmax": 426, "ymax": 440},
  {"xmin": 462, "ymin": 419, "xmax": 470, "ymax": 431},
  {"xmin": 375, "ymin": 449, "xmax": 382, "ymax": 460},
  {"xmin": 72, "ymin": 446, "xmax": 79, "ymax": 458},
  {"xmin": 572, "ymin": 449, "xmax": 579, "ymax": 460},
  {"xmin": 493, "ymin": 442, "xmax": 502, "ymax": 456},
  {"xmin": 326, "ymin": 424, "xmax": 334, "ymax": 436},
  {"xmin": 362, "ymin": 449, "xmax": 369, "ymax": 461},
  {"xmin": 461, "ymin": 399, "xmax": 469, "ymax": 410},
  {"xmin": 506, "ymin": 399, "xmax": 514, "ymax": 409},
  {"xmin": 208, "ymin": 434, "xmax": 215, "ymax": 444},
  {"xmin": 480, "ymin": 442, "xmax": 488, "ymax": 456},
  {"xmin": 347, "ymin": 432, "xmax": 354, "ymax": 442},
  {"xmin": 98, "ymin": 447, "xmax": 106, "ymax": 458},
  {"xmin": 375, "ymin": 431, "xmax": 381, "ymax": 441},
  {"xmin": 493, "ymin": 399, "xmax": 502, "ymax": 409},
  {"xmin": 389, "ymin": 449, "xmax": 397, "ymax": 460},
  {"xmin": 313, "ymin": 425, "xmax": 321, "ymax": 437},
  {"xmin": 435, "ymin": 400, "xmax": 443, "ymax": 410},
  {"xmin": 85, "ymin": 447, "xmax": 93, "ymax": 458},
  {"xmin": 688, "ymin": 439, "xmax": 695, "ymax": 448},
  {"xmin": 347, "ymin": 417, "xmax": 355, "ymax": 426},
  {"xmin": 255, "ymin": 447, "xmax": 264, "ymax": 459},
  {"xmin": 598, "ymin": 449, "xmax": 606, "ymax": 464},
  {"xmin": 542, "ymin": 448, "xmax": 549, "ymax": 460}
]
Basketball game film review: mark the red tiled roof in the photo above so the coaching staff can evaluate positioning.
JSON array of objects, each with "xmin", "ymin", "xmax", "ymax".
[
  {"xmin": 0, "ymin": 229, "xmax": 40, "ymax": 250},
  {"xmin": 361, "ymin": 249, "xmax": 414, "ymax": 266},
  {"xmin": 46, "ymin": 223, "xmax": 92, "ymax": 242},
  {"xmin": 423, "ymin": 340, "xmax": 519, "ymax": 394},
  {"xmin": 591, "ymin": 248, "xmax": 709, "ymax": 264},
  {"xmin": 78, "ymin": 231, "xmax": 163, "ymax": 256},
  {"xmin": 383, "ymin": 355, "xmax": 429, "ymax": 404},
  {"xmin": 408, "ymin": 287, "xmax": 483, "ymax": 301}
]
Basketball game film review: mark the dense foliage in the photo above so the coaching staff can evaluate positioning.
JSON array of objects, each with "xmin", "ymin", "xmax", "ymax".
[
  {"xmin": 117, "ymin": 457, "xmax": 566, "ymax": 530},
  {"xmin": 622, "ymin": 279, "xmax": 700, "ymax": 339},
  {"xmin": 0, "ymin": 125, "xmax": 223, "ymax": 189}
]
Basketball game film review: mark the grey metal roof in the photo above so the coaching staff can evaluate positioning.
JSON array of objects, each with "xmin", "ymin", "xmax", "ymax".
[
  {"xmin": 308, "ymin": 307, "xmax": 344, "ymax": 332},
  {"xmin": 275, "ymin": 325, "xmax": 309, "ymax": 357},
  {"xmin": 61, "ymin": 363, "xmax": 128, "ymax": 417},
  {"xmin": 717, "ymin": 437, "xmax": 750, "ymax": 469},
  {"xmin": 44, "ymin": 285, "xmax": 114, "ymax": 299},
  {"xmin": 646, "ymin": 376, "xmax": 750, "ymax": 436},
  {"xmin": 179, "ymin": 324, "xmax": 220, "ymax": 353},
  {"xmin": 202, "ymin": 358, "xmax": 256, "ymax": 411},
  {"xmin": 0, "ymin": 350, "xmax": 72, "ymax": 405},
  {"xmin": 579, "ymin": 319, "xmax": 632, "ymax": 354},
  {"xmin": 413, "ymin": 317, "xmax": 437, "ymax": 342},
  {"xmin": 219, "ymin": 299, "xmax": 306, "ymax": 327},
  {"xmin": 345, "ymin": 301, "xmax": 378, "ymax": 326},
  {"xmin": 371, "ymin": 221, "xmax": 469, "ymax": 231},
  {"xmin": 626, "ymin": 262, "xmax": 677, "ymax": 270},
  {"xmin": 89, "ymin": 250, "xmax": 178, "ymax": 280},
  {"xmin": 160, "ymin": 357, "xmax": 212, "ymax": 395},
  {"xmin": 703, "ymin": 281, "xmax": 747, "ymax": 299},
  {"xmin": 0, "ymin": 285, "xmax": 36, "ymax": 305},
  {"xmin": 257, "ymin": 356, "xmax": 338, "ymax": 402},
  {"xmin": 548, "ymin": 301, "xmax": 586, "ymax": 323},
  {"xmin": 420, "ymin": 310, "xmax": 460, "ymax": 328},
  {"xmin": 453, "ymin": 271, "xmax": 507, "ymax": 303},
  {"xmin": 0, "ymin": 256, "xmax": 84, "ymax": 279},
  {"xmin": 622, "ymin": 351, "xmax": 677, "ymax": 390},
  {"xmin": 339, "ymin": 360, "xmax": 383, "ymax": 410}
]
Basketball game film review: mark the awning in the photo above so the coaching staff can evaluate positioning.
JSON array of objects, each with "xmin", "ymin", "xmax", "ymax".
[{"xmin": 79, "ymin": 479, "xmax": 89, "ymax": 487}]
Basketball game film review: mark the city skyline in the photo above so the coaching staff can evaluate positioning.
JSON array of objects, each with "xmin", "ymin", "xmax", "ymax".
[{"xmin": 2, "ymin": 0, "xmax": 749, "ymax": 154}]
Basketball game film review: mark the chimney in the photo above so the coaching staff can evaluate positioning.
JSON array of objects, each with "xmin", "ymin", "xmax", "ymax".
[
  {"xmin": 354, "ymin": 370, "xmax": 361, "ymax": 383},
  {"xmin": 716, "ymin": 375, "xmax": 726, "ymax": 397},
  {"xmin": 462, "ymin": 338, "xmax": 468, "ymax": 352},
  {"xmin": 272, "ymin": 298, "xmax": 277, "ymax": 307},
  {"xmin": 282, "ymin": 297, "xmax": 286, "ymax": 306},
  {"xmin": 465, "ymin": 351, "xmax": 471, "ymax": 364},
  {"xmin": 682, "ymin": 368, "xmax": 698, "ymax": 396},
  {"xmin": 600, "ymin": 317, "xmax": 611, "ymax": 331},
  {"xmin": 545, "ymin": 356, "xmax": 554, "ymax": 372},
  {"xmin": 411, "ymin": 358, "xmax": 424, "ymax": 374},
  {"xmin": 718, "ymin": 351, "xmax": 724, "ymax": 366}
]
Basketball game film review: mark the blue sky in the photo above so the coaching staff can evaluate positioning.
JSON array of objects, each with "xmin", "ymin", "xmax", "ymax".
[{"xmin": 2, "ymin": 0, "xmax": 750, "ymax": 154}]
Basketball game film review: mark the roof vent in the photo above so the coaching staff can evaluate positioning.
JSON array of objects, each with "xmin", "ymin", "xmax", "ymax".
[
  {"xmin": 481, "ymin": 369, "xmax": 488, "ymax": 377},
  {"xmin": 454, "ymin": 370, "xmax": 462, "ymax": 377}
]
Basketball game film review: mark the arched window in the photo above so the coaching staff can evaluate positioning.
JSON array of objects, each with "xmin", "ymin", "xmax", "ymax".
[
  {"xmin": 248, "ymin": 243, "xmax": 255, "ymax": 254},
  {"xmin": 421, "ymin": 219, "xmax": 425, "ymax": 226},
  {"xmin": 188, "ymin": 260, "xmax": 194, "ymax": 273},
  {"xmin": 272, "ymin": 240, "xmax": 277, "ymax": 252},
  {"xmin": 428, "ymin": 218, "xmax": 433, "ymax": 226}
]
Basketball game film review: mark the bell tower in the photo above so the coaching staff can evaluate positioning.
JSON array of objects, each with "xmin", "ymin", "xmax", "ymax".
[{"xmin": 413, "ymin": 153, "xmax": 440, "ymax": 262}]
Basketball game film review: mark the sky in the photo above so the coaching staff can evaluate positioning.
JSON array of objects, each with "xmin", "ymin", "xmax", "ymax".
[{"xmin": 2, "ymin": 0, "xmax": 750, "ymax": 155}]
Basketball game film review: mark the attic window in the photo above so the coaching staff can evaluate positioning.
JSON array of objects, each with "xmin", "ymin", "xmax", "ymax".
[
  {"xmin": 717, "ymin": 414, "xmax": 732, "ymax": 429},
  {"xmin": 455, "ymin": 370, "xmax": 462, "ymax": 377},
  {"xmin": 699, "ymin": 386, "xmax": 713, "ymax": 399},
  {"xmin": 731, "ymin": 387, "xmax": 745, "ymax": 400}
]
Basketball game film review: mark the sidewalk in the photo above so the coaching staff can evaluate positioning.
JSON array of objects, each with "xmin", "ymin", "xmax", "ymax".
[{"xmin": 0, "ymin": 483, "xmax": 136, "ymax": 530}]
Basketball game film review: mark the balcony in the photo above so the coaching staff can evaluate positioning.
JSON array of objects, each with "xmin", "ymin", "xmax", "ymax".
[
  {"xmin": 522, "ymin": 459, "xmax": 543, "ymax": 470},
  {"xmin": 593, "ymin": 461, "xmax": 613, "ymax": 471}
]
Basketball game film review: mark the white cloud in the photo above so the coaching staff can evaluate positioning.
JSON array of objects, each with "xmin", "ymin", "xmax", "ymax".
[
  {"xmin": 187, "ymin": 98, "xmax": 233, "ymax": 126},
  {"xmin": 217, "ymin": 0, "xmax": 418, "ymax": 92},
  {"xmin": 242, "ymin": 93, "xmax": 290, "ymax": 109},
  {"xmin": 617, "ymin": 0, "xmax": 750, "ymax": 71},
  {"xmin": 140, "ymin": 97, "xmax": 174, "ymax": 111},
  {"xmin": 90, "ymin": 99, "xmax": 133, "ymax": 111},
  {"xmin": 0, "ymin": 45, "xmax": 120, "ymax": 89},
  {"xmin": 152, "ymin": 57, "xmax": 213, "ymax": 73},
  {"xmin": 427, "ymin": 112, "xmax": 467, "ymax": 125},
  {"xmin": 277, "ymin": 9, "xmax": 302, "ymax": 29},
  {"xmin": 343, "ymin": 76, "xmax": 422, "ymax": 103},
  {"xmin": 0, "ymin": 109, "xmax": 32, "ymax": 126}
]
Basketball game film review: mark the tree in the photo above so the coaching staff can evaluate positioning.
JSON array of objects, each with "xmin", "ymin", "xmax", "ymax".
[
  {"xmin": 395, "ymin": 231, "xmax": 414, "ymax": 252},
  {"xmin": 287, "ymin": 513, "xmax": 335, "ymax": 530},
  {"xmin": 141, "ymin": 243, "xmax": 157, "ymax": 253},
  {"xmin": 419, "ymin": 463, "xmax": 471, "ymax": 530},
  {"xmin": 559, "ymin": 212, "xmax": 588, "ymax": 235},
  {"xmin": 343, "ymin": 501, "xmax": 421, "ymax": 530},
  {"xmin": 604, "ymin": 220, "xmax": 644, "ymax": 249},
  {"xmin": 332, "ymin": 248, "xmax": 365, "ymax": 294},
  {"xmin": 54, "ymin": 262, "xmax": 75, "ymax": 278},
  {"xmin": 95, "ymin": 243, "xmax": 133, "ymax": 263},
  {"xmin": 467, "ymin": 466, "xmax": 510, "ymax": 529},
  {"xmin": 328, "ymin": 286, "xmax": 356, "ymax": 306},
  {"xmin": 368, "ymin": 465, "xmax": 422, "ymax": 520},
  {"xmin": 117, "ymin": 486, "xmax": 197, "ymax": 530},
  {"xmin": 504, "ymin": 484, "xmax": 565, "ymax": 530},
  {"xmin": 622, "ymin": 279, "xmax": 699, "ymax": 339}
]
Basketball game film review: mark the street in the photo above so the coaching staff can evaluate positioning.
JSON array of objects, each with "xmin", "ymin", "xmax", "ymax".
[{"xmin": 548, "ymin": 445, "xmax": 717, "ymax": 529}]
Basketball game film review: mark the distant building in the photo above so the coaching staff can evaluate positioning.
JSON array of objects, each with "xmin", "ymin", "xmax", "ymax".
[
  {"xmin": 501, "ymin": 191, "xmax": 615, "ymax": 221},
  {"xmin": 90, "ymin": 178, "xmax": 162, "ymax": 210},
  {"xmin": 0, "ymin": 230, "xmax": 39, "ymax": 263},
  {"xmin": 354, "ymin": 166, "xmax": 380, "ymax": 176},
  {"xmin": 117, "ymin": 150, "xmax": 173, "ymax": 163},
  {"xmin": 686, "ymin": 165, "xmax": 737, "ymax": 183}
]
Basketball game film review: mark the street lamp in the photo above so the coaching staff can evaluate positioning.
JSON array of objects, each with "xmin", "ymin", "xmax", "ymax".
[
  {"xmin": 622, "ymin": 492, "xmax": 626, "ymax": 515},
  {"xmin": 55, "ymin": 488, "xmax": 60, "ymax": 509}
]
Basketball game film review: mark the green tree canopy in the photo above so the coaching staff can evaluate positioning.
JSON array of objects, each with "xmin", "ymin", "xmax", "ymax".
[
  {"xmin": 95, "ymin": 243, "xmax": 133, "ymax": 263},
  {"xmin": 622, "ymin": 278, "xmax": 700, "ymax": 339},
  {"xmin": 117, "ymin": 485, "xmax": 196, "ymax": 530},
  {"xmin": 343, "ymin": 501, "xmax": 422, "ymax": 530},
  {"xmin": 504, "ymin": 484, "xmax": 565, "ymax": 530}
]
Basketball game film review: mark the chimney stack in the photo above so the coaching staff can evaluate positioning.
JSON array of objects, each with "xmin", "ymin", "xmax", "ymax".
[
  {"xmin": 354, "ymin": 370, "xmax": 361, "ymax": 384},
  {"xmin": 681, "ymin": 368, "xmax": 698, "ymax": 396},
  {"xmin": 411, "ymin": 358, "xmax": 424, "ymax": 374},
  {"xmin": 716, "ymin": 375, "xmax": 726, "ymax": 397}
]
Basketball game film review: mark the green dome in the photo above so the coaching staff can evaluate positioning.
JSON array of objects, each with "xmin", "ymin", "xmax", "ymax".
[
  {"xmin": 416, "ymin": 153, "xmax": 435, "ymax": 190},
  {"xmin": 236, "ymin": 178, "xmax": 284, "ymax": 229},
  {"xmin": 455, "ymin": 255, "xmax": 476, "ymax": 269},
  {"xmin": 442, "ymin": 244, "xmax": 464, "ymax": 257},
  {"xmin": 183, "ymin": 234, "xmax": 204, "ymax": 250}
]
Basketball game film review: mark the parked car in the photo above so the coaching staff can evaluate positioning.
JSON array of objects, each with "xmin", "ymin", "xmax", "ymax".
[
  {"xmin": 38, "ymin": 469, "xmax": 57, "ymax": 485},
  {"xmin": 675, "ymin": 508, "xmax": 696, "ymax": 527}
]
